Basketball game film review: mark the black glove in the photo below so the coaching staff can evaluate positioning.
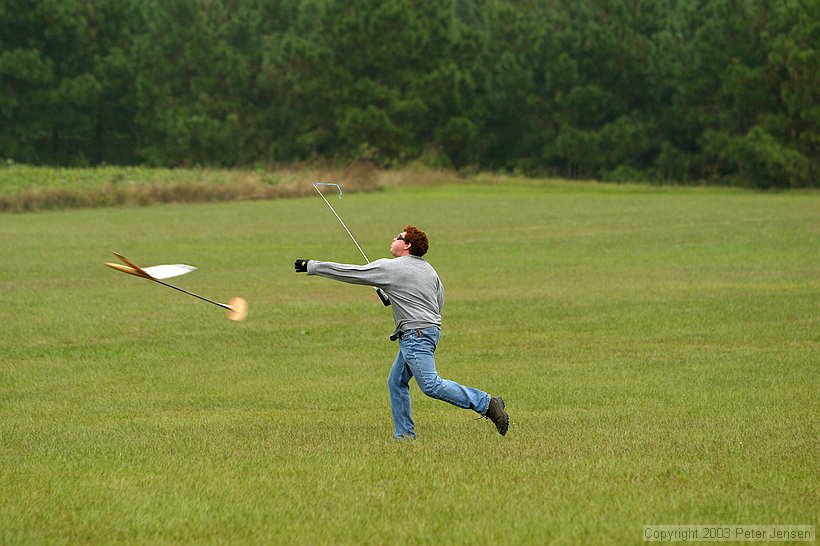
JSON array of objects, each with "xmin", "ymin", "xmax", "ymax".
[{"xmin": 294, "ymin": 259, "xmax": 309, "ymax": 273}]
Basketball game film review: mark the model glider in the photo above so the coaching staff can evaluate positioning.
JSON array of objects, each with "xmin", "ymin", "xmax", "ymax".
[{"xmin": 105, "ymin": 252, "xmax": 247, "ymax": 321}]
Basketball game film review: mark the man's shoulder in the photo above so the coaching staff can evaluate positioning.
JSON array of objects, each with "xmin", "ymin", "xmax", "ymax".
[
  {"xmin": 404, "ymin": 256, "xmax": 439, "ymax": 278},
  {"xmin": 399, "ymin": 255, "xmax": 432, "ymax": 267}
]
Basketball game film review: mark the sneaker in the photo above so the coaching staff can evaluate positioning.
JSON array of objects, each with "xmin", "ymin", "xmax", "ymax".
[{"xmin": 484, "ymin": 397, "xmax": 509, "ymax": 436}]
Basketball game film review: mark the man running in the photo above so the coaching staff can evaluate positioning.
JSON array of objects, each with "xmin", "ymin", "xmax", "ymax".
[{"xmin": 294, "ymin": 225, "xmax": 509, "ymax": 439}]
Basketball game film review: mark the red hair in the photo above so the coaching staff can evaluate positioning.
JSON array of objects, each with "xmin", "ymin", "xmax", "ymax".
[{"xmin": 403, "ymin": 225, "xmax": 429, "ymax": 256}]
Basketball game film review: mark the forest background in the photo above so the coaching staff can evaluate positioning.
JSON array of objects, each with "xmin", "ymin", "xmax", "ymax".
[{"xmin": 0, "ymin": 0, "xmax": 816, "ymax": 189}]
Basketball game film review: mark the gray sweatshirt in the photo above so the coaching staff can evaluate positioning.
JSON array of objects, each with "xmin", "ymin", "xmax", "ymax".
[{"xmin": 307, "ymin": 255, "xmax": 444, "ymax": 337}]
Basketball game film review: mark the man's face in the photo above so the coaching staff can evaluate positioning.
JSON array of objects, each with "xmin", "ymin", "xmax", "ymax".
[{"xmin": 390, "ymin": 232, "xmax": 410, "ymax": 257}]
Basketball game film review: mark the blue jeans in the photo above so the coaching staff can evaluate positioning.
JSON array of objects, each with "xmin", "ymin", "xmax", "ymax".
[{"xmin": 387, "ymin": 326, "xmax": 491, "ymax": 439}]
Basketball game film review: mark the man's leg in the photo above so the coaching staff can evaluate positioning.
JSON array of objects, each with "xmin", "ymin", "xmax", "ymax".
[
  {"xmin": 387, "ymin": 349, "xmax": 415, "ymax": 439},
  {"xmin": 401, "ymin": 327, "xmax": 491, "ymax": 414}
]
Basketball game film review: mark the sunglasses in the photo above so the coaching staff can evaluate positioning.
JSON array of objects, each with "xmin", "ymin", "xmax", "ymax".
[{"xmin": 395, "ymin": 234, "xmax": 407, "ymax": 242}]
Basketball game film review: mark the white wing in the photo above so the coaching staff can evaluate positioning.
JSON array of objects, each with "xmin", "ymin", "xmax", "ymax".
[{"xmin": 141, "ymin": 264, "xmax": 197, "ymax": 279}]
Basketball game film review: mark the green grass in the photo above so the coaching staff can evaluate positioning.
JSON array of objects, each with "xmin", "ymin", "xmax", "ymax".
[{"xmin": 1, "ymin": 178, "xmax": 817, "ymax": 544}]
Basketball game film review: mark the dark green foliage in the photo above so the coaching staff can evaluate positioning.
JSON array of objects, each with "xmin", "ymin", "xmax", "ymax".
[{"xmin": 0, "ymin": 0, "xmax": 816, "ymax": 187}]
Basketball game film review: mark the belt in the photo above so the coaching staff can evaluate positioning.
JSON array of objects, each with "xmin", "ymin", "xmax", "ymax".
[{"xmin": 389, "ymin": 328, "xmax": 423, "ymax": 341}]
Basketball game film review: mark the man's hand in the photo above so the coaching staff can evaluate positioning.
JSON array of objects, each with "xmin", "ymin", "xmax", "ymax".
[{"xmin": 294, "ymin": 259, "xmax": 309, "ymax": 273}]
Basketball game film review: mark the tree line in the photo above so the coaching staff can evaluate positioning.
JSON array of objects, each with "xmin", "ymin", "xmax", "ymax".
[{"xmin": 1, "ymin": 0, "xmax": 816, "ymax": 188}]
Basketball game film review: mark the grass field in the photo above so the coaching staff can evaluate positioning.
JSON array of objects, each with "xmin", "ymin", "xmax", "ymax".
[{"xmin": 1, "ymin": 177, "xmax": 817, "ymax": 544}]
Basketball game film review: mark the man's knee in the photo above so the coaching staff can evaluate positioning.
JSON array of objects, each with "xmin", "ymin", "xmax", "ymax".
[
  {"xmin": 388, "ymin": 369, "xmax": 408, "ymax": 389},
  {"xmin": 416, "ymin": 375, "xmax": 443, "ymax": 399}
]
